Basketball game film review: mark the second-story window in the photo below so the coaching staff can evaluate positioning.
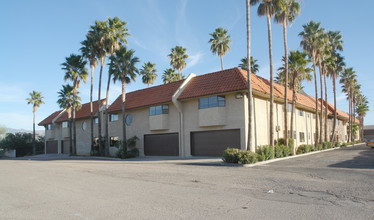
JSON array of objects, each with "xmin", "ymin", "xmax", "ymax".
[
  {"xmin": 94, "ymin": 117, "xmax": 99, "ymax": 124},
  {"xmin": 47, "ymin": 124, "xmax": 55, "ymax": 130},
  {"xmin": 149, "ymin": 105, "xmax": 169, "ymax": 116},
  {"xmin": 299, "ymin": 110, "xmax": 304, "ymax": 116},
  {"xmin": 199, "ymin": 95, "xmax": 225, "ymax": 109},
  {"xmin": 110, "ymin": 114, "xmax": 118, "ymax": 122},
  {"xmin": 62, "ymin": 121, "xmax": 69, "ymax": 128}
]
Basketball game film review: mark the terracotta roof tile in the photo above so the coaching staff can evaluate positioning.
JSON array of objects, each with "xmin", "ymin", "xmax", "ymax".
[
  {"xmin": 108, "ymin": 80, "xmax": 185, "ymax": 113},
  {"xmin": 55, "ymin": 99, "xmax": 106, "ymax": 123},
  {"xmin": 38, "ymin": 110, "xmax": 63, "ymax": 126}
]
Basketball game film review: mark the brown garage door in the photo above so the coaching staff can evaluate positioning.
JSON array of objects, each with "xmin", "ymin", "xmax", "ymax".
[
  {"xmin": 61, "ymin": 140, "xmax": 70, "ymax": 154},
  {"xmin": 46, "ymin": 141, "xmax": 58, "ymax": 154},
  {"xmin": 144, "ymin": 133, "xmax": 179, "ymax": 156},
  {"xmin": 191, "ymin": 129, "xmax": 240, "ymax": 157}
]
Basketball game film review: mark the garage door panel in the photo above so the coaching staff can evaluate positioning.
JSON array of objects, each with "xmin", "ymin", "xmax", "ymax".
[
  {"xmin": 191, "ymin": 129, "xmax": 240, "ymax": 156},
  {"xmin": 62, "ymin": 140, "xmax": 70, "ymax": 154},
  {"xmin": 144, "ymin": 133, "xmax": 179, "ymax": 156},
  {"xmin": 46, "ymin": 141, "xmax": 58, "ymax": 154}
]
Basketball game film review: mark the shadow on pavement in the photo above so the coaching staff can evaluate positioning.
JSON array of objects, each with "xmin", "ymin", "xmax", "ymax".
[{"xmin": 329, "ymin": 145, "xmax": 374, "ymax": 169}]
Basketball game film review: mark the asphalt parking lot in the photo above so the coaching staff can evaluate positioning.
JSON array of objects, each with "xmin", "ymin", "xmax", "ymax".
[{"xmin": 0, "ymin": 144, "xmax": 373, "ymax": 219}]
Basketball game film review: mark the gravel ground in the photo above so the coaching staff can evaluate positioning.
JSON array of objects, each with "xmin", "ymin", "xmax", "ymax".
[{"xmin": 0, "ymin": 144, "xmax": 373, "ymax": 219}]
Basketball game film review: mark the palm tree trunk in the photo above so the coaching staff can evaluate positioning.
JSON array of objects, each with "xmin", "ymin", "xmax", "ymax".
[
  {"xmin": 353, "ymin": 99, "xmax": 356, "ymax": 142},
  {"xmin": 318, "ymin": 63, "xmax": 323, "ymax": 144},
  {"xmin": 291, "ymin": 85, "xmax": 297, "ymax": 155},
  {"xmin": 105, "ymin": 74, "xmax": 111, "ymax": 157},
  {"xmin": 348, "ymin": 94, "xmax": 351, "ymax": 142},
  {"xmin": 90, "ymin": 66, "xmax": 94, "ymax": 155},
  {"xmin": 331, "ymin": 74, "xmax": 337, "ymax": 144},
  {"xmin": 178, "ymin": 70, "xmax": 182, "ymax": 80},
  {"xmin": 312, "ymin": 52, "xmax": 319, "ymax": 150},
  {"xmin": 266, "ymin": 14, "xmax": 274, "ymax": 148},
  {"xmin": 98, "ymin": 63, "xmax": 104, "ymax": 156},
  {"xmin": 324, "ymin": 73, "xmax": 328, "ymax": 142},
  {"xmin": 32, "ymin": 108, "xmax": 36, "ymax": 155},
  {"xmin": 121, "ymin": 79, "xmax": 127, "ymax": 154},
  {"xmin": 68, "ymin": 109, "xmax": 72, "ymax": 154},
  {"xmin": 283, "ymin": 19, "xmax": 289, "ymax": 148},
  {"xmin": 220, "ymin": 56, "xmax": 224, "ymax": 70},
  {"xmin": 73, "ymin": 86, "xmax": 77, "ymax": 155},
  {"xmin": 246, "ymin": 0, "xmax": 253, "ymax": 152}
]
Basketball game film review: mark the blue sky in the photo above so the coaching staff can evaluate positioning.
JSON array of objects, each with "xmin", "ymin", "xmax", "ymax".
[{"xmin": 0, "ymin": 0, "xmax": 373, "ymax": 130}]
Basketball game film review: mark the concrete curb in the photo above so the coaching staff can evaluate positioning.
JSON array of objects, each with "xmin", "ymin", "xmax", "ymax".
[{"xmin": 224, "ymin": 144, "xmax": 358, "ymax": 168}]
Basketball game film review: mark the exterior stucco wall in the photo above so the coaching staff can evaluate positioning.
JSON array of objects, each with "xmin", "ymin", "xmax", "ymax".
[{"xmin": 181, "ymin": 93, "xmax": 247, "ymax": 156}]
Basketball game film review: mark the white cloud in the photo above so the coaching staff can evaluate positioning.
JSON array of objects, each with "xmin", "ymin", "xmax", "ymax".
[{"xmin": 187, "ymin": 52, "xmax": 204, "ymax": 69}]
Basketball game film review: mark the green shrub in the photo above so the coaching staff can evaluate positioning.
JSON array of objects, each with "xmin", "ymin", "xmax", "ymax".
[
  {"xmin": 324, "ymin": 142, "xmax": 332, "ymax": 149},
  {"xmin": 222, "ymin": 148, "xmax": 241, "ymax": 163},
  {"xmin": 354, "ymin": 140, "xmax": 361, "ymax": 144},
  {"xmin": 0, "ymin": 133, "xmax": 44, "ymax": 157},
  {"xmin": 256, "ymin": 145, "xmax": 274, "ymax": 161},
  {"xmin": 281, "ymin": 144, "xmax": 291, "ymax": 157},
  {"xmin": 274, "ymin": 145, "xmax": 283, "ymax": 158},
  {"xmin": 238, "ymin": 151, "xmax": 258, "ymax": 164},
  {"xmin": 296, "ymin": 144, "xmax": 314, "ymax": 154},
  {"xmin": 310, "ymin": 144, "xmax": 316, "ymax": 152},
  {"xmin": 115, "ymin": 136, "xmax": 139, "ymax": 159},
  {"xmin": 278, "ymin": 138, "xmax": 294, "ymax": 154},
  {"xmin": 335, "ymin": 141, "xmax": 341, "ymax": 148},
  {"xmin": 343, "ymin": 142, "xmax": 348, "ymax": 147}
]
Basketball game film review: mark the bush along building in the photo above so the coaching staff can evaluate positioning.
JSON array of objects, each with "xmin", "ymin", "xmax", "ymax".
[{"xmin": 39, "ymin": 68, "xmax": 358, "ymax": 157}]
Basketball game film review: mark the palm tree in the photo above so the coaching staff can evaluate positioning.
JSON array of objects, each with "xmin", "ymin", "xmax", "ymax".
[
  {"xmin": 274, "ymin": 0, "xmax": 300, "ymax": 148},
  {"xmin": 140, "ymin": 62, "xmax": 158, "ymax": 87},
  {"xmin": 238, "ymin": 56, "xmax": 259, "ymax": 74},
  {"xmin": 168, "ymin": 46, "xmax": 188, "ymax": 80},
  {"xmin": 299, "ymin": 20, "xmax": 324, "ymax": 149},
  {"xmin": 251, "ymin": 0, "xmax": 276, "ymax": 148},
  {"xmin": 62, "ymin": 54, "xmax": 88, "ymax": 155},
  {"xmin": 277, "ymin": 50, "xmax": 312, "ymax": 154},
  {"xmin": 57, "ymin": 85, "xmax": 81, "ymax": 154},
  {"xmin": 340, "ymin": 67, "xmax": 357, "ymax": 143},
  {"xmin": 110, "ymin": 46, "xmax": 139, "ymax": 155},
  {"xmin": 80, "ymin": 36, "xmax": 98, "ymax": 154},
  {"xmin": 246, "ymin": 0, "xmax": 253, "ymax": 151},
  {"xmin": 356, "ymin": 95, "xmax": 369, "ymax": 141},
  {"xmin": 87, "ymin": 20, "xmax": 108, "ymax": 155},
  {"xmin": 327, "ymin": 53, "xmax": 345, "ymax": 144},
  {"xmin": 352, "ymin": 83, "xmax": 361, "ymax": 142},
  {"xmin": 209, "ymin": 27, "xmax": 232, "ymax": 70},
  {"xmin": 104, "ymin": 17, "xmax": 130, "ymax": 156},
  {"xmin": 26, "ymin": 91, "xmax": 44, "ymax": 155},
  {"xmin": 162, "ymin": 68, "xmax": 180, "ymax": 84}
]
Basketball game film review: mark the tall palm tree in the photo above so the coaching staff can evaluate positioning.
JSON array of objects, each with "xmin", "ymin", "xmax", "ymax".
[
  {"xmin": 352, "ymin": 83, "xmax": 361, "ymax": 142},
  {"xmin": 80, "ymin": 36, "xmax": 98, "ymax": 155},
  {"xmin": 277, "ymin": 50, "xmax": 312, "ymax": 154},
  {"xmin": 57, "ymin": 85, "xmax": 81, "ymax": 154},
  {"xmin": 62, "ymin": 54, "xmax": 88, "ymax": 155},
  {"xmin": 246, "ymin": 0, "xmax": 253, "ymax": 151},
  {"xmin": 299, "ymin": 20, "xmax": 324, "ymax": 149},
  {"xmin": 340, "ymin": 67, "xmax": 357, "ymax": 143},
  {"xmin": 251, "ymin": 0, "xmax": 276, "ymax": 148},
  {"xmin": 274, "ymin": 0, "xmax": 300, "ymax": 148},
  {"xmin": 162, "ymin": 68, "xmax": 180, "ymax": 84},
  {"xmin": 110, "ymin": 46, "xmax": 139, "ymax": 155},
  {"xmin": 140, "ymin": 62, "xmax": 158, "ymax": 87},
  {"xmin": 238, "ymin": 56, "xmax": 259, "ymax": 74},
  {"xmin": 26, "ymin": 90, "xmax": 44, "ymax": 155},
  {"xmin": 87, "ymin": 20, "xmax": 108, "ymax": 155},
  {"xmin": 104, "ymin": 17, "xmax": 130, "ymax": 156},
  {"xmin": 327, "ymin": 53, "xmax": 345, "ymax": 144},
  {"xmin": 356, "ymin": 95, "xmax": 369, "ymax": 141},
  {"xmin": 168, "ymin": 46, "xmax": 188, "ymax": 80},
  {"xmin": 326, "ymin": 31, "xmax": 343, "ymax": 143},
  {"xmin": 209, "ymin": 27, "xmax": 232, "ymax": 70}
]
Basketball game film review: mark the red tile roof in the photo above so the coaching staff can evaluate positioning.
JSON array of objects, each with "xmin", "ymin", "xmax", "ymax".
[
  {"xmin": 38, "ymin": 110, "xmax": 63, "ymax": 126},
  {"xmin": 108, "ymin": 80, "xmax": 185, "ymax": 113},
  {"xmin": 55, "ymin": 99, "xmax": 106, "ymax": 123}
]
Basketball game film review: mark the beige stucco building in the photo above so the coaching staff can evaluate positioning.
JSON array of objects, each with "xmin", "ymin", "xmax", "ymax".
[{"xmin": 40, "ymin": 68, "xmax": 356, "ymax": 157}]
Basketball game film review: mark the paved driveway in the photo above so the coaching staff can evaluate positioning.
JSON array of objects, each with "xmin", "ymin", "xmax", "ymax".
[{"xmin": 0, "ymin": 144, "xmax": 373, "ymax": 219}]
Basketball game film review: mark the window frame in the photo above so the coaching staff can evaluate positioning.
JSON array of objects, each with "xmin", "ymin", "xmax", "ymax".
[
  {"xmin": 149, "ymin": 104, "xmax": 169, "ymax": 116},
  {"xmin": 110, "ymin": 114, "xmax": 119, "ymax": 122},
  {"xmin": 299, "ymin": 110, "xmax": 304, "ymax": 116},
  {"xmin": 299, "ymin": 132, "xmax": 305, "ymax": 142},
  {"xmin": 199, "ymin": 95, "xmax": 226, "ymax": 109},
  {"xmin": 62, "ymin": 121, "xmax": 69, "ymax": 128}
]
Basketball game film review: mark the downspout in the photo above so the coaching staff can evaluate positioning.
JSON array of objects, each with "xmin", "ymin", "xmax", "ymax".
[{"xmin": 171, "ymin": 73, "xmax": 196, "ymax": 157}]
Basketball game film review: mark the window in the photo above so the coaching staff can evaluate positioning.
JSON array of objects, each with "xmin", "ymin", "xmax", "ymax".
[
  {"xmin": 110, "ymin": 136, "xmax": 119, "ymax": 146},
  {"xmin": 299, "ymin": 110, "xmax": 304, "ymax": 116},
  {"xmin": 125, "ymin": 114, "xmax": 133, "ymax": 126},
  {"xmin": 47, "ymin": 124, "xmax": 55, "ymax": 130},
  {"xmin": 82, "ymin": 121, "xmax": 87, "ymax": 131},
  {"xmin": 149, "ymin": 104, "xmax": 169, "ymax": 116},
  {"xmin": 287, "ymin": 130, "xmax": 296, "ymax": 139},
  {"xmin": 62, "ymin": 121, "xmax": 69, "ymax": 128},
  {"xmin": 94, "ymin": 117, "xmax": 99, "ymax": 124},
  {"xmin": 110, "ymin": 114, "xmax": 118, "ymax": 121},
  {"xmin": 313, "ymin": 114, "xmax": 316, "ymax": 119},
  {"xmin": 288, "ymin": 103, "xmax": 292, "ymax": 112},
  {"xmin": 299, "ymin": 132, "xmax": 305, "ymax": 142},
  {"xmin": 199, "ymin": 95, "xmax": 225, "ymax": 109},
  {"xmin": 309, "ymin": 133, "xmax": 311, "ymax": 140},
  {"xmin": 307, "ymin": 113, "xmax": 310, "ymax": 118}
]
